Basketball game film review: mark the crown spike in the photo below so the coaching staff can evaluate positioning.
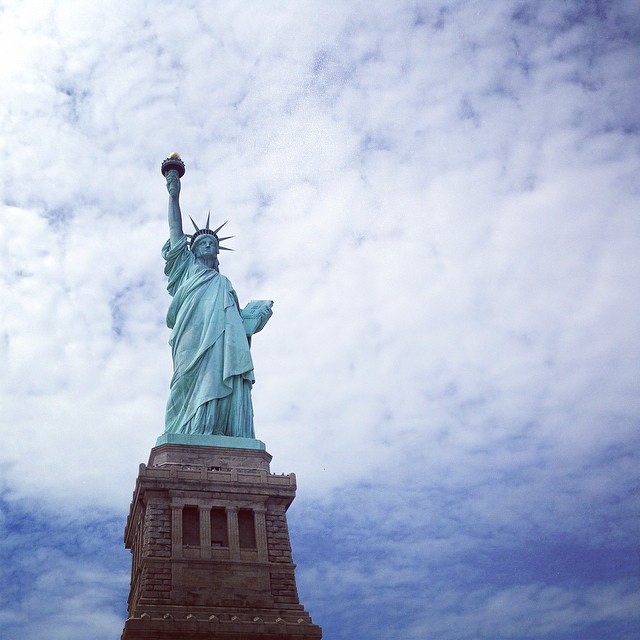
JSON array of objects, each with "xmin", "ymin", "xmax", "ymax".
[
  {"xmin": 213, "ymin": 221, "xmax": 228, "ymax": 235},
  {"xmin": 205, "ymin": 211, "xmax": 211, "ymax": 230},
  {"xmin": 218, "ymin": 235, "xmax": 234, "ymax": 242},
  {"xmin": 189, "ymin": 216, "xmax": 200, "ymax": 232},
  {"xmin": 219, "ymin": 246, "xmax": 234, "ymax": 251}
]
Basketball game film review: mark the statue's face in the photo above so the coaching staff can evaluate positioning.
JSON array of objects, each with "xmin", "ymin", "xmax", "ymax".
[{"xmin": 192, "ymin": 235, "xmax": 219, "ymax": 259}]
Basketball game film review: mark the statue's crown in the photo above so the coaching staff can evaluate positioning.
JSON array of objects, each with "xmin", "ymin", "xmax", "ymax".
[{"xmin": 188, "ymin": 213, "xmax": 233, "ymax": 251}]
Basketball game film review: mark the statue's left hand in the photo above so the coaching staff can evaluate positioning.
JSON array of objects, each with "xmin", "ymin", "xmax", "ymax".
[{"xmin": 259, "ymin": 301, "xmax": 274, "ymax": 318}]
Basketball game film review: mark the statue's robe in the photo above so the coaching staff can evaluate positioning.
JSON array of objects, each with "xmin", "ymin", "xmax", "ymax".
[{"xmin": 162, "ymin": 236, "xmax": 255, "ymax": 437}]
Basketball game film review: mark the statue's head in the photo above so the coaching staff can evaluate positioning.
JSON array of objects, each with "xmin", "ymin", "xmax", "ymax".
[
  {"xmin": 192, "ymin": 234, "xmax": 219, "ymax": 270},
  {"xmin": 191, "ymin": 229, "xmax": 220, "ymax": 253},
  {"xmin": 188, "ymin": 214, "xmax": 233, "ymax": 269}
]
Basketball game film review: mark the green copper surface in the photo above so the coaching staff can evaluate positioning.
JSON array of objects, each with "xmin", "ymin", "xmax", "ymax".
[
  {"xmin": 161, "ymin": 162, "xmax": 272, "ymax": 440},
  {"xmin": 155, "ymin": 433, "xmax": 266, "ymax": 450}
]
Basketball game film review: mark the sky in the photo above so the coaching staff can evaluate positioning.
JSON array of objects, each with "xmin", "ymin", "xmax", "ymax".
[{"xmin": 0, "ymin": 0, "xmax": 639, "ymax": 638}]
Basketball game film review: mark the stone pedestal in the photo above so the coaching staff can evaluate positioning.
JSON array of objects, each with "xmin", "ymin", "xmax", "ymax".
[{"xmin": 121, "ymin": 440, "xmax": 322, "ymax": 640}]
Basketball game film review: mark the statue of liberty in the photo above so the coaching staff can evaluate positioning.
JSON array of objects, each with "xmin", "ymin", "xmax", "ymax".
[{"xmin": 160, "ymin": 154, "xmax": 272, "ymax": 438}]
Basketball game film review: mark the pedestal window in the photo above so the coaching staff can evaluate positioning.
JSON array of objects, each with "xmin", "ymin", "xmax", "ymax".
[
  {"xmin": 210, "ymin": 507, "xmax": 229, "ymax": 547},
  {"xmin": 238, "ymin": 508, "xmax": 257, "ymax": 549},
  {"xmin": 182, "ymin": 505, "xmax": 200, "ymax": 546}
]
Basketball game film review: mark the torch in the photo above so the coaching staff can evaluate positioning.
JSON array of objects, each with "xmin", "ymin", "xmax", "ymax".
[{"xmin": 161, "ymin": 152, "xmax": 186, "ymax": 178}]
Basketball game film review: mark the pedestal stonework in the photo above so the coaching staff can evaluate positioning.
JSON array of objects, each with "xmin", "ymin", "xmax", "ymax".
[{"xmin": 121, "ymin": 441, "xmax": 322, "ymax": 639}]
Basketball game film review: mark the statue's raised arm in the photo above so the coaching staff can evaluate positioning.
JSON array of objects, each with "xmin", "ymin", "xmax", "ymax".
[
  {"xmin": 159, "ymin": 154, "xmax": 272, "ymax": 441},
  {"xmin": 162, "ymin": 153, "xmax": 185, "ymax": 248}
]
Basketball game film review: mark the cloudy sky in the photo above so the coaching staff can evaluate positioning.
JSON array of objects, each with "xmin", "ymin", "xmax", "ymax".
[{"xmin": 1, "ymin": 1, "xmax": 639, "ymax": 638}]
